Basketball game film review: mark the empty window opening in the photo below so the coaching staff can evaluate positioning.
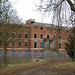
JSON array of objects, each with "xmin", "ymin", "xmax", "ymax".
[
  {"xmin": 34, "ymin": 42, "xmax": 37, "ymax": 48},
  {"xmin": 18, "ymin": 33, "xmax": 21, "ymax": 38},
  {"xmin": 40, "ymin": 34, "xmax": 43, "ymax": 39},
  {"xmin": 34, "ymin": 27, "xmax": 37, "ymax": 29},
  {"xmin": 19, "ymin": 41, "xmax": 21, "ymax": 47},
  {"xmin": 59, "ymin": 29, "xmax": 61, "ymax": 32},
  {"xmin": 59, "ymin": 43, "xmax": 61, "ymax": 49},
  {"xmin": 25, "ymin": 34, "xmax": 27, "ymax": 38},
  {"xmin": 25, "ymin": 27, "xmax": 28, "ymax": 30},
  {"xmin": 59, "ymin": 36, "xmax": 61, "ymax": 40},
  {"xmin": 47, "ymin": 28, "xmax": 49, "ymax": 31},
  {"xmin": 25, "ymin": 41, "xmax": 27, "ymax": 47},
  {"xmin": 47, "ymin": 35, "xmax": 49, "ymax": 39},
  {"xmin": 12, "ymin": 41, "xmax": 15, "ymax": 47},
  {"xmin": 34, "ymin": 34, "xmax": 37, "ymax": 38},
  {"xmin": 41, "ymin": 27, "xmax": 43, "ymax": 30}
]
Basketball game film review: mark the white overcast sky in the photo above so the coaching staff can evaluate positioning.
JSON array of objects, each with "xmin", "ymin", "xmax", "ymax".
[
  {"xmin": 10, "ymin": 0, "xmax": 74, "ymax": 24},
  {"xmin": 10, "ymin": 0, "xmax": 52, "ymax": 23}
]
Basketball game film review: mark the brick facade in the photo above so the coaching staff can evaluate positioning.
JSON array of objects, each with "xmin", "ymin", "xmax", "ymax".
[{"xmin": 0, "ymin": 19, "xmax": 71, "ymax": 57}]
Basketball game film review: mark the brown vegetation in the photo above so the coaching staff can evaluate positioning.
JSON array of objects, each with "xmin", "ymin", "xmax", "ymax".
[{"xmin": 0, "ymin": 58, "xmax": 75, "ymax": 75}]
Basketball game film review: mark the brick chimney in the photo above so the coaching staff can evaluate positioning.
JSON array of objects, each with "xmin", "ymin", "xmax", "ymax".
[{"xmin": 26, "ymin": 19, "xmax": 35, "ymax": 24}]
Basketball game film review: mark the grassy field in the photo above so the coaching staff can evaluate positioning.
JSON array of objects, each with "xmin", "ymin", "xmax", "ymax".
[{"xmin": 0, "ymin": 58, "xmax": 75, "ymax": 75}]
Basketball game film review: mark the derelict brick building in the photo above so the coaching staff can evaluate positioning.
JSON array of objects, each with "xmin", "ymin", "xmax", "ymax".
[{"xmin": 0, "ymin": 19, "xmax": 71, "ymax": 57}]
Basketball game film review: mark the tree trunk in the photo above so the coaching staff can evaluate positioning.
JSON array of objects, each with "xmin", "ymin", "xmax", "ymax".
[{"xmin": 3, "ymin": 44, "xmax": 8, "ymax": 67}]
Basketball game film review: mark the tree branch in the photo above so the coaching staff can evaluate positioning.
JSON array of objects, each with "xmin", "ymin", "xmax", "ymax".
[{"xmin": 67, "ymin": 0, "xmax": 75, "ymax": 12}]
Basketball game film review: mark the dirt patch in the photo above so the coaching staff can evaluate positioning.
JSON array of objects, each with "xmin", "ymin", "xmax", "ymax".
[
  {"xmin": 15, "ymin": 59, "xmax": 75, "ymax": 75},
  {"xmin": 0, "ymin": 58, "xmax": 75, "ymax": 75}
]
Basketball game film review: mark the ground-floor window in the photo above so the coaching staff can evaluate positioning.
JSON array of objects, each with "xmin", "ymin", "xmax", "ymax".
[
  {"xmin": 41, "ymin": 42, "xmax": 43, "ymax": 48},
  {"xmin": 7, "ymin": 50, "xmax": 9, "ymax": 56},
  {"xmin": 25, "ymin": 51, "xmax": 27, "ymax": 56},
  {"xmin": 0, "ymin": 50, "xmax": 2, "ymax": 55},
  {"xmin": 12, "ymin": 51, "xmax": 15, "ymax": 56},
  {"xmin": 41, "ymin": 50, "xmax": 43, "ymax": 55},
  {"xmin": 34, "ymin": 51, "xmax": 37, "ymax": 56},
  {"xmin": 59, "ymin": 43, "xmax": 61, "ymax": 49},
  {"xmin": 18, "ymin": 51, "xmax": 21, "ymax": 55}
]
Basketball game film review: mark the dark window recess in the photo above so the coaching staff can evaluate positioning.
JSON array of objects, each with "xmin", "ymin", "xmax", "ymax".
[
  {"xmin": 19, "ymin": 41, "xmax": 21, "ymax": 47},
  {"xmin": 25, "ymin": 34, "xmax": 27, "ymax": 38},
  {"xmin": 59, "ymin": 36, "xmax": 61, "ymax": 40},
  {"xmin": 12, "ymin": 33, "xmax": 15, "ymax": 38},
  {"xmin": 67, "ymin": 37, "xmax": 69, "ymax": 40},
  {"xmin": 18, "ymin": 33, "xmax": 21, "ymax": 38},
  {"xmin": 67, "ymin": 31, "xmax": 69, "ymax": 34},
  {"xmin": 34, "ymin": 34, "xmax": 37, "ymax": 38},
  {"xmin": 12, "ymin": 25, "xmax": 15, "ymax": 29},
  {"xmin": 59, "ymin": 43, "xmax": 61, "ymax": 49},
  {"xmin": 25, "ymin": 42, "xmax": 27, "ymax": 47},
  {"xmin": 47, "ymin": 35, "xmax": 49, "ymax": 39},
  {"xmin": 41, "ymin": 27, "xmax": 43, "ymax": 30},
  {"xmin": 12, "ymin": 41, "xmax": 15, "ymax": 47},
  {"xmin": 34, "ymin": 42, "xmax": 37, "ymax": 48},
  {"xmin": 47, "ymin": 28, "xmax": 49, "ymax": 30},
  {"xmin": 34, "ymin": 27, "xmax": 37, "ymax": 29},
  {"xmin": 25, "ymin": 27, "xmax": 27, "ymax": 29},
  {"xmin": 59, "ymin": 29, "xmax": 61, "ymax": 32},
  {"xmin": 31, "ymin": 21, "xmax": 34, "ymax": 23},
  {"xmin": 0, "ymin": 40, "xmax": 2, "ymax": 46},
  {"xmin": 41, "ymin": 34, "xmax": 43, "ymax": 39}
]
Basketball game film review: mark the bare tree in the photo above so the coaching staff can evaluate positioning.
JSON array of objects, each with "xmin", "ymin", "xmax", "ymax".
[
  {"xmin": 36, "ymin": 0, "xmax": 75, "ymax": 53},
  {"xmin": 0, "ymin": 0, "xmax": 23, "ymax": 67},
  {"xmin": 37, "ymin": 0, "xmax": 75, "ymax": 26},
  {"xmin": 0, "ymin": 0, "xmax": 23, "ymax": 24}
]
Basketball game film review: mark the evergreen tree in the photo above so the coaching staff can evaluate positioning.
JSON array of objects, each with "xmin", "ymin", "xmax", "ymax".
[{"xmin": 65, "ymin": 27, "xmax": 75, "ymax": 59}]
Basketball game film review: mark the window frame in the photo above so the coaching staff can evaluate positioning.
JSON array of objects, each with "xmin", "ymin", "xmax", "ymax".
[
  {"xmin": 47, "ymin": 28, "xmax": 49, "ymax": 31},
  {"xmin": 34, "ymin": 41, "xmax": 37, "ymax": 48},
  {"xmin": 34, "ymin": 27, "xmax": 37, "ymax": 29},
  {"xmin": 18, "ymin": 41, "xmax": 21, "ymax": 47},
  {"xmin": 40, "ymin": 34, "xmax": 43, "ymax": 39},
  {"xmin": 47, "ymin": 35, "xmax": 49, "ymax": 39},
  {"xmin": 34, "ymin": 33, "xmax": 37, "ymax": 38},
  {"xmin": 25, "ymin": 41, "xmax": 28, "ymax": 47},
  {"xmin": 40, "ymin": 27, "xmax": 43, "ymax": 30},
  {"xmin": 25, "ymin": 34, "xmax": 28, "ymax": 38},
  {"xmin": 18, "ymin": 33, "xmax": 21, "ymax": 38},
  {"xmin": 12, "ymin": 41, "xmax": 15, "ymax": 47},
  {"xmin": 12, "ymin": 32, "xmax": 16, "ymax": 38}
]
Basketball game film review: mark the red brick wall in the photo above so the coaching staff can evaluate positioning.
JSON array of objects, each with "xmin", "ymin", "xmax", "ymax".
[{"xmin": 0, "ymin": 20, "xmax": 72, "ymax": 57}]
